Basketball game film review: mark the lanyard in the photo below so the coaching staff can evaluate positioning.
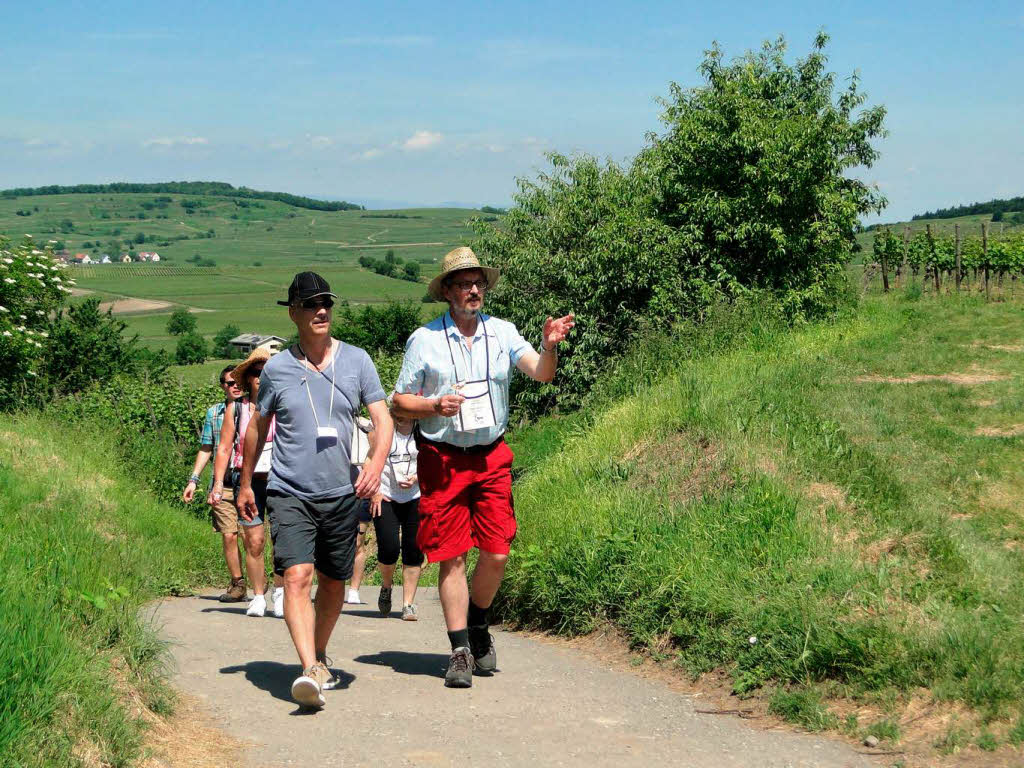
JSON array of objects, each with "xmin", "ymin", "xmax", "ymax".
[
  {"xmin": 388, "ymin": 431, "xmax": 415, "ymax": 477},
  {"xmin": 298, "ymin": 342, "xmax": 335, "ymax": 430},
  {"xmin": 443, "ymin": 314, "xmax": 490, "ymax": 383}
]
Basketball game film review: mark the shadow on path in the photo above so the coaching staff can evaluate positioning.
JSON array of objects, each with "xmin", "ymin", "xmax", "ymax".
[
  {"xmin": 353, "ymin": 651, "xmax": 449, "ymax": 679},
  {"xmin": 220, "ymin": 660, "xmax": 356, "ymax": 705}
]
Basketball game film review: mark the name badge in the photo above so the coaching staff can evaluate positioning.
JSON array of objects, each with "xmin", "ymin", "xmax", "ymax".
[
  {"xmin": 454, "ymin": 380, "xmax": 497, "ymax": 432},
  {"xmin": 317, "ymin": 426, "xmax": 339, "ymax": 439}
]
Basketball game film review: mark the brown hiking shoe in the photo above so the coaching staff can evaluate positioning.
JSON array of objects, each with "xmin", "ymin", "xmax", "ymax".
[
  {"xmin": 218, "ymin": 578, "xmax": 246, "ymax": 603},
  {"xmin": 292, "ymin": 663, "xmax": 328, "ymax": 709}
]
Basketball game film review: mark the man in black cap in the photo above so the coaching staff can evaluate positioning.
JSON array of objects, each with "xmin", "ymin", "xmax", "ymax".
[{"xmin": 237, "ymin": 271, "xmax": 393, "ymax": 710}]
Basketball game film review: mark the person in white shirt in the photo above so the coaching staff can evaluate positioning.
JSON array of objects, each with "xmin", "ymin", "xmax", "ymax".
[{"xmin": 369, "ymin": 412, "xmax": 424, "ymax": 620}]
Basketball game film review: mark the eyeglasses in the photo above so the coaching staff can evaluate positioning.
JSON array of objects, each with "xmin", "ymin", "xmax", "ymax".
[
  {"xmin": 451, "ymin": 279, "xmax": 488, "ymax": 292},
  {"xmin": 221, "ymin": 379, "xmax": 239, "ymax": 387},
  {"xmin": 299, "ymin": 297, "xmax": 334, "ymax": 310}
]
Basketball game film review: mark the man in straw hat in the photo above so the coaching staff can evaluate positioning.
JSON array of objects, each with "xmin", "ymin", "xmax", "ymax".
[
  {"xmin": 236, "ymin": 271, "xmax": 393, "ymax": 709},
  {"xmin": 393, "ymin": 247, "xmax": 574, "ymax": 688}
]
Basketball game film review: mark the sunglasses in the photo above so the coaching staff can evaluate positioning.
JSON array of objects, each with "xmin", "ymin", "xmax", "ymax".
[
  {"xmin": 221, "ymin": 379, "xmax": 239, "ymax": 387},
  {"xmin": 299, "ymin": 297, "xmax": 334, "ymax": 310}
]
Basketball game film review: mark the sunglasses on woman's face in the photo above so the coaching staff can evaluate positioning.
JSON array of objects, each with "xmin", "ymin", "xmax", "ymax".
[{"xmin": 300, "ymin": 297, "xmax": 334, "ymax": 311}]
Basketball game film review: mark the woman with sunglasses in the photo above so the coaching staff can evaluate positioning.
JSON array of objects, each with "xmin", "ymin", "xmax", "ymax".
[{"xmin": 210, "ymin": 346, "xmax": 284, "ymax": 617}]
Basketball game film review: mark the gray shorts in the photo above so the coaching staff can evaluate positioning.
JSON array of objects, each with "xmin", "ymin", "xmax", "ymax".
[{"xmin": 268, "ymin": 490, "xmax": 360, "ymax": 582}]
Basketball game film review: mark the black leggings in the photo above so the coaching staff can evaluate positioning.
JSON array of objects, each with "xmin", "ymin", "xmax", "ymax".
[{"xmin": 372, "ymin": 498, "xmax": 424, "ymax": 567}]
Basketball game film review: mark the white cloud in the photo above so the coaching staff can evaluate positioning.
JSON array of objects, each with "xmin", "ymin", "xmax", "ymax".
[
  {"xmin": 309, "ymin": 135, "xmax": 334, "ymax": 149},
  {"xmin": 357, "ymin": 148, "xmax": 384, "ymax": 160},
  {"xmin": 142, "ymin": 136, "xmax": 208, "ymax": 148},
  {"xmin": 402, "ymin": 130, "xmax": 443, "ymax": 151}
]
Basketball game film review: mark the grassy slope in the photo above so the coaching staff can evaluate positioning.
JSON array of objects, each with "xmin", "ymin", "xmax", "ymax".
[
  {"xmin": 0, "ymin": 192, "xmax": 475, "ymax": 350},
  {"xmin": 504, "ymin": 293, "xmax": 1024, "ymax": 753},
  {"xmin": 0, "ymin": 414, "xmax": 221, "ymax": 767}
]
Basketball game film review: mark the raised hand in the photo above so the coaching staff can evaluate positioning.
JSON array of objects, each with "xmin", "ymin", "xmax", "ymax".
[{"xmin": 542, "ymin": 313, "xmax": 575, "ymax": 349}]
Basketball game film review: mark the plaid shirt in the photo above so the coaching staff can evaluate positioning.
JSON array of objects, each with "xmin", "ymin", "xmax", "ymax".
[{"xmin": 199, "ymin": 402, "xmax": 227, "ymax": 450}]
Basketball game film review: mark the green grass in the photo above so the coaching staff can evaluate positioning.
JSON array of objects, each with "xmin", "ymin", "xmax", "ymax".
[
  {"xmin": 1, "ymin": 191, "xmax": 480, "ymax": 351},
  {"xmin": 0, "ymin": 414, "xmax": 222, "ymax": 767},
  {"xmin": 501, "ymin": 292, "xmax": 1024, "ymax": 751}
]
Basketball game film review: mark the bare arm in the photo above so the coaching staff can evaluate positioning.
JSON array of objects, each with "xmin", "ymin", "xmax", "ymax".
[
  {"xmin": 516, "ymin": 314, "xmax": 575, "ymax": 383},
  {"xmin": 182, "ymin": 445, "xmax": 212, "ymax": 502},
  {"xmin": 392, "ymin": 392, "xmax": 465, "ymax": 420},
  {"xmin": 354, "ymin": 400, "xmax": 393, "ymax": 498},
  {"xmin": 207, "ymin": 401, "xmax": 236, "ymax": 503},
  {"xmin": 237, "ymin": 410, "xmax": 271, "ymax": 521}
]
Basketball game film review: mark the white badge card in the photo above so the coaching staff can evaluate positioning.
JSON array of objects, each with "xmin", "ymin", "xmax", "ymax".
[
  {"xmin": 317, "ymin": 426, "xmax": 339, "ymax": 439},
  {"xmin": 454, "ymin": 380, "xmax": 497, "ymax": 432}
]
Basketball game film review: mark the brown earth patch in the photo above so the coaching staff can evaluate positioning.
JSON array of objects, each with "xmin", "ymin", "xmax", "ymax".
[
  {"xmin": 969, "ymin": 341, "xmax": 1024, "ymax": 352},
  {"xmin": 980, "ymin": 483, "xmax": 1020, "ymax": 513},
  {"xmin": 627, "ymin": 432, "xmax": 732, "ymax": 504},
  {"xmin": 975, "ymin": 399, "xmax": 998, "ymax": 407},
  {"xmin": 70, "ymin": 287, "xmax": 94, "ymax": 297},
  {"xmin": 138, "ymin": 692, "xmax": 249, "ymax": 768},
  {"xmin": 855, "ymin": 372, "xmax": 1010, "ymax": 385},
  {"xmin": 98, "ymin": 298, "xmax": 175, "ymax": 314},
  {"xmin": 974, "ymin": 424, "xmax": 1024, "ymax": 437}
]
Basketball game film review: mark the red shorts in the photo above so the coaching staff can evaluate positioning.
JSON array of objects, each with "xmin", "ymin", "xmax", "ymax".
[{"xmin": 415, "ymin": 438, "xmax": 517, "ymax": 563}]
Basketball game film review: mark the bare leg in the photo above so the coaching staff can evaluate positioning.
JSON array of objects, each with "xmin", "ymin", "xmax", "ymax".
[
  {"xmin": 283, "ymin": 563, "xmax": 316, "ymax": 669},
  {"xmin": 241, "ymin": 524, "xmax": 266, "ymax": 595},
  {"xmin": 221, "ymin": 532, "xmax": 242, "ymax": 581},
  {"xmin": 402, "ymin": 564, "xmax": 422, "ymax": 606},
  {"xmin": 313, "ymin": 572, "xmax": 345, "ymax": 655},
  {"xmin": 438, "ymin": 554, "xmax": 469, "ymax": 631},
  {"xmin": 379, "ymin": 562, "xmax": 396, "ymax": 588},
  {"xmin": 349, "ymin": 524, "xmax": 367, "ymax": 592},
  {"xmin": 469, "ymin": 551, "xmax": 508, "ymax": 610}
]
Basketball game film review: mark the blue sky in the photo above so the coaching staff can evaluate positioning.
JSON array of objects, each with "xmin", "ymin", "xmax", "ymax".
[{"xmin": 2, "ymin": 1, "xmax": 1021, "ymax": 220}]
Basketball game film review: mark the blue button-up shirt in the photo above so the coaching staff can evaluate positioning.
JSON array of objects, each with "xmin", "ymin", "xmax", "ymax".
[{"xmin": 395, "ymin": 311, "xmax": 535, "ymax": 447}]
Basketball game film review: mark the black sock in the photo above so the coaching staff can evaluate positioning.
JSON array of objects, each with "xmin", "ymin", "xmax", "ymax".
[
  {"xmin": 447, "ymin": 628, "xmax": 470, "ymax": 651},
  {"xmin": 467, "ymin": 600, "xmax": 489, "ymax": 629}
]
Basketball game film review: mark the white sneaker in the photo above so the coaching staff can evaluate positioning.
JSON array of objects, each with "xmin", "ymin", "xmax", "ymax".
[
  {"xmin": 345, "ymin": 588, "xmax": 364, "ymax": 605},
  {"xmin": 291, "ymin": 665, "xmax": 327, "ymax": 709},
  {"xmin": 273, "ymin": 587, "xmax": 284, "ymax": 618},
  {"xmin": 246, "ymin": 593, "xmax": 267, "ymax": 617}
]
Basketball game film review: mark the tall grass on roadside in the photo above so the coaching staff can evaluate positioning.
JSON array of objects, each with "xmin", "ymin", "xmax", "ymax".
[
  {"xmin": 501, "ymin": 293, "xmax": 1024, "ymax": 747},
  {"xmin": 0, "ymin": 414, "xmax": 221, "ymax": 768}
]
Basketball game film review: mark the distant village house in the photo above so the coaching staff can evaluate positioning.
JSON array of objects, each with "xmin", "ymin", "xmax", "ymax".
[{"xmin": 229, "ymin": 334, "xmax": 287, "ymax": 355}]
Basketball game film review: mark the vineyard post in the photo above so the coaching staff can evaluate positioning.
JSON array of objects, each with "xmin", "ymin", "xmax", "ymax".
[
  {"xmin": 903, "ymin": 226, "xmax": 911, "ymax": 287},
  {"xmin": 954, "ymin": 223, "xmax": 962, "ymax": 293},
  {"xmin": 927, "ymin": 223, "xmax": 940, "ymax": 293},
  {"xmin": 982, "ymin": 222, "xmax": 990, "ymax": 301},
  {"xmin": 881, "ymin": 228, "xmax": 890, "ymax": 293}
]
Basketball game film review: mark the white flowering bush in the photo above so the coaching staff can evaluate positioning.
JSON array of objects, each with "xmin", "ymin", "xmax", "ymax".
[{"xmin": 0, "ymin": 236, "xmax": 69, "ymax": 410}]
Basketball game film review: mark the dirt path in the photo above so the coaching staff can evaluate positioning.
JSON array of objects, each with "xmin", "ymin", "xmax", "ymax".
[{"xmin": 155, "ymin": 587, "xmax": 873, "ymax": 768}]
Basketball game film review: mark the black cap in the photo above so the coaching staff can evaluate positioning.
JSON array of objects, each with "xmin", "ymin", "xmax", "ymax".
[{"xmin": 277, "ymin": 271, "xmax": 338, "ymax": 306}]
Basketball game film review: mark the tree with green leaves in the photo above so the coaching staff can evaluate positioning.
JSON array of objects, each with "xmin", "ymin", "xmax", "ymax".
[
  {"xmin": 212, "ymin": 323, "xmax": 241, "ymax": 358},
  {"xmin": 175, "ymin": 332, "xmax": 208, "ymax": 365},
  {"xmin": 166, "ymin": 308, "xmax": 196, "ymax": 336}
]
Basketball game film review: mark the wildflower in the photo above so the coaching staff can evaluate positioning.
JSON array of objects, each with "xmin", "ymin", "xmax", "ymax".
[
  {"xmin": 0, "ymin": 306, "xmax": 7, "ymax": 313},
  {"xmin": 2, "ymin": 258, "xmax": 12, "ymax": 264},
  {"xmin": 748, "ymin": 636, "xmax": 757, "ymax": 645},
  {"xmin": 39, "ymin": 331, "xmax": 48, "ymax": 338},
  {"xmin": 31, "ymin": 249, "xmax": 42, "ymax": 255},
  {"xmin": 27, "ymin": 371, "xmax": 37, "ymax": 377},
  {"xmin": 35, "ymin": 310, "xmax": 44, "ymax": 315},
  {"xmin": 3, "ymin": 278, "xmax": 14, "ymax": 284},
  {"xmin": 1, "ymin": 330, "xmax": 10, "ymax": 337},
  {"xmin": 16, "ymin": 325, "xmax": 26, "ymax": 332}
]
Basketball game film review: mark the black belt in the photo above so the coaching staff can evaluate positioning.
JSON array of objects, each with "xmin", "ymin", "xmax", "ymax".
[{"xmin": 417, "ymin": 433, "xmax": 504, "ymax": 455}]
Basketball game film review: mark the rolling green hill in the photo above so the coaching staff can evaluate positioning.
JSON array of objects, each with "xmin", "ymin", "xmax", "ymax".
[{"xmin": 0, "ymin": 188, "xmax": 487, "ymax": 352}]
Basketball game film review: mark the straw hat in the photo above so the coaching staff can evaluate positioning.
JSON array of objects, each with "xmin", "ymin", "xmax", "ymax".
[
  {"xmin": 232, "ymin": 345, "xmax": 273, "ymax": 392},
  {"xmin": 427, "ymin": 247, "xmax": 500, "ymax": 301}
]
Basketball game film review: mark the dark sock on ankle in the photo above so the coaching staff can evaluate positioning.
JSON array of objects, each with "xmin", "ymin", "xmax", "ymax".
[
  {"xmin": 467, "ymin": 600, "xmax": 489, "ymax": 629},
  {"xmin": 447, "ymin": 628, "xmax": 470, "ymax": 651}
]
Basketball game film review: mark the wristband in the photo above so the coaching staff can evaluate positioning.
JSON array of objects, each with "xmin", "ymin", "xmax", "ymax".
[
  {"xmin": 540, "ymin": 341, "xmax": 556, "ymax": 353},
  {"xmin": 188, "ymin": 474, "xmax": 201, "ymax": 485}
]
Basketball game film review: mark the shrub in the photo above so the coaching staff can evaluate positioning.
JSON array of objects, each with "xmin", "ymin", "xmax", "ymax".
[
  {"xmin": 166, "ymin": 308, "xmax": 196, "ymax": 336},
  {"xmin": 0, "ymin": 236, "xmax": 69, "ymax": 411},
  {"xmin": 175, "ymin": 332, "xmax": 208, "ymax": 365},
  {"xmin": 473, "ymin": 33, "xmax": 883, "ymax": 417},
  {"xmin": 331, "ymin": 300, "xmax": 422, "ymax": 355}
]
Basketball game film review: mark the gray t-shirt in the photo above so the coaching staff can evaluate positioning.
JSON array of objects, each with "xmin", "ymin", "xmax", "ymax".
[{"xmin": 256, "ymin": 341, "xmax": 386, "ymax": 501}]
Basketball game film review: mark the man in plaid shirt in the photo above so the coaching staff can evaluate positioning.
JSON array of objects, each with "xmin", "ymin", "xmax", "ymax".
[{"xmin": 182, "ymin": 365, "xmax": 247, "ymax": 602}]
